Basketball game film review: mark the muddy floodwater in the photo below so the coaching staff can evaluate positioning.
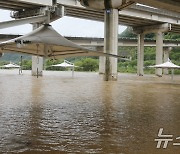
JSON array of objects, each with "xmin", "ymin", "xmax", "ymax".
[{"xmin": 0, "ymin": 70, "xmax": 180, "ymax": 154}]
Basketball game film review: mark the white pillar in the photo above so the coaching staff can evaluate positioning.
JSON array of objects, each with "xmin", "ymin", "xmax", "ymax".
[
  {"xmin": 98, "ymin": 46, "xmax": 105, "ymax": 74},
  {"xmin": 104, "ymin": 9, "xmax": 118, "ymax": 81},
  {"xmin": 156, "ymin": 31, "xmax": 163, "ymax": 77},
  {"xmin": 163, "ymin": 47, "xmax": 171, "ymax": 75},
  {"xmin": 99, "ymin": 56, "xmax": 105, "ymax": 74},
  {"xmin": 137, "ymin": 33, "xmax": 144, "ymax": 76},
  {"xmin": 31, "ymin": 23, "xmax": 44, "ymax": 76}
]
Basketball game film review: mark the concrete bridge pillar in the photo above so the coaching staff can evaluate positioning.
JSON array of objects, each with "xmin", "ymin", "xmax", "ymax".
[
  {"xmin": 97, "ymin": 46, "xmax": 105, "ymax": 74},
  {"xmin": 155, "ymin": 31, "xmax": 163, "ymax": 77},
  {"xmin": 99, "ymin": 56, "xmax": 106, "ymax": 74},
  {"xmin": 31, "ymin": 23, "xmax": 44, "ymax": 76},
  {"xmin": 163, "ymin": 47, "xmax": 172, "ymax": 75},
  {"xmin": 104, "ymin": 9, "xmax": 118, "ymax": 81},
  {"xmin": 137, "ymin": 33, "xmax": 144, "ymax": 76}
]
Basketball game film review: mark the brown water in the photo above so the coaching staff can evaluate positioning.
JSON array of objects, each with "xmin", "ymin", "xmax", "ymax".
[{"xmin": 0, "ymin": 70, "xmax": 180, "ymax": 154}]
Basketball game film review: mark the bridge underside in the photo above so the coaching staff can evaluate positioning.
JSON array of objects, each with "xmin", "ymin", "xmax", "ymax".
[
  {"xmin": 0, "ymin": 34, "xmax": 179, "ymax": 47},
  {"xmin": 132, "ymin": 0, "xmax": 180, "ymax": 13},
  {"xmin": 65, "ymin": 5, "xmax": 180, "ymax": 33},
  {"xmin": 0, "ymin": 1, "xmax": 179, "ymax": 33},
  {"xmin": 2, "ymin": 0, "xmax": 179, "ymax": 13},
  {"xmin": 0, "ymin": 0, "xmax": 52, "ymax": 10}
]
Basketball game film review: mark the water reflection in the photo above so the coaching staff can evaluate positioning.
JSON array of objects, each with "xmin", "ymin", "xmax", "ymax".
[
  {"xmin": 99, "ymin": 82, "xmax": 123, "ymax": 153},
  {"xmin": 26, "ymin": 78, "xmax": 44, "ymax": 151},
  {"xmin": 0, "ymin": 70, "xmax": 179, "ymax": 153}
]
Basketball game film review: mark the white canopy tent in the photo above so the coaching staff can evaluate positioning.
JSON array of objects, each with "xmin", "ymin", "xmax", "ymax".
[
  {"xmin": 148, "ymin": 59, "xmax": 180, "ymax": 69},
  {"xmin": 0, "ymin": 62, "xmax": 20, "ymax": 68},
  {"xmin": 51, "ymin": 60, "xmax": 77, "ymax": 77},
  {"xmin": 52, "ymin": 60, "xmax": 75, "ymax": 68},
  {"xmin": 0, "ymin": 24, "xmax": 120, "ymax": 59},
  {"xmin": 148, "ymin": 59, "xmax": 180, "ymax": 79}
]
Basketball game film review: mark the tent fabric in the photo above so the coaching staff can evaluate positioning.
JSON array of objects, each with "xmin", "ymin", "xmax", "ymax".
[
  {"xmin": 52, "ymin": 61, "xmax": 74, "ymax": 68},
  {"xmin": 0, "ymin": 24, "xmax": 120, "ymax": 59},
  {"xmin": 0, "ymin": 62, "xmax": 20, "ymax": 68},
  {"xmin": 148, "ymin": 59, "xmax": 180, "ymax": 69}
]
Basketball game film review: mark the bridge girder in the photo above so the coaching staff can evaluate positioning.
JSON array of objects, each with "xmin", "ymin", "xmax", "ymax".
[
  {"xmin": 0, "ymin": 0, "xmax": 179, "ymax": 33},
  {"xmin": 131, "ymin": 0, "xmax": 180, "ymax": 13}
]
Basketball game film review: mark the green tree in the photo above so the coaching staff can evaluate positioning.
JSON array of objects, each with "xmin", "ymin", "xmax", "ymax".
[
  {"xmin": 21, "ymin": 59, "xmax": 32, "ymax": 70},
  {"xmin": 75, "ymin": 58, "xmax": 98, "ymax": 71}
]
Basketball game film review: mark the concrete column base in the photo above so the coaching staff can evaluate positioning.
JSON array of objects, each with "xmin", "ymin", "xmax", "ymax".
[
  {"xmin": 31, "ymin": 56, "xmax": 43, "ymax": 76},
  {"xmin": 137, "ymin": 33, "xmax": 144, "ymax": 76},
  {"xmin": 99, "ymin": 56, "xmax": 105, "ymax": 74},
  {"xmin": 104, "ymin": 73, "xmax": 118, "ymax": 81},
  {"xmin": 97, "ymin": 46, "xmax": 105, "ymax": 74},
  {"xmin": 104, "ymin": 56, "xmax": 118, "ymax": 81},
  {"xmin": 155, "ymin": 31, "xmax": 163, "ymax": 77}
]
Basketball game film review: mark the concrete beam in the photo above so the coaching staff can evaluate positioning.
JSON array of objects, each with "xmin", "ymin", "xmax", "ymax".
[
  {"xmin": 133, "ymin": 23, "xmax": 171, "ymax": 34},
  {"xmin": 131, "ymin": 0, "xmax": 180, "ymax": 13},
  {"xmin": 15, "ymin": 0, "xmax": 53, "ymax": 6},
  {"xmin": 66, "ymin": 37, "xmax": 180, "ymax": 47},
  {"xmin": 57, "ymin": 0, "xmax": 82, "ymax": 7},
  {"xmin": 1, "ymin": 0, "xmax": 180, "ymax": 33},
  {"xmin": 0, "ymin": 0, "xmax": 54, "ymax": 10},
  {"xmin": 63, "ymin": 4, "xmax": 180, "ymax": 33},
  {"xmin": 1, "ymin": 34, "xmax": 179, "ymax": 47},
  {"xmin": 11, "ymin": 5, "xmax": 64, "ymax": 21},
  {"xmin": 0, "ymin": 15, "xmax": 47, "ymax": 29}
]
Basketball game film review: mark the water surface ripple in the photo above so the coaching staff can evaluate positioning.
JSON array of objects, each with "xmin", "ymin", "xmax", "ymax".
[{"xmin": 0, "ymin": 70, "xmax": 179, "ymax": 154}]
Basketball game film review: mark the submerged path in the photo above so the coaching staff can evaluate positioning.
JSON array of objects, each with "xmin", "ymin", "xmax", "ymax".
[{"xmin": 0, "ymin": 70, "xmax": 179, "ymax": 153}]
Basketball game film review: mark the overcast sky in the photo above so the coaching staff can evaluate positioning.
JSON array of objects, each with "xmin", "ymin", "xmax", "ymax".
[{"xmin": 0, "ymin": 9, "xmax": 126, "ymax": 37}]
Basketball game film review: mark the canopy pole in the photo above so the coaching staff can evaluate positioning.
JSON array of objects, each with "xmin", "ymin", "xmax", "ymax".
[
  {"xmin": 31, "ymin": 24, "xmax": 43, "ymax": 77},
  {"xmin": 72, "ymin": 66, "xmax": 74, "ymax": 78},
  {"xmin": 19, "ymin": 55, "xmax": 23, "ymax": 75},
  {"xmin": 171, "ymin": 69, "xmax": 174, "ymax": 80}
]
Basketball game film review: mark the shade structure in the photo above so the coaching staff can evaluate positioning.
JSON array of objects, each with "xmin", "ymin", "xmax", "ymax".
[
  {"xmin": 51, "ymin": 60, "xmax": 77, "ymax": 77},
  {"xmin": 52, "ymin": 61, "xmax": 74, "ymax": 68},
  {"xmin": 0, "ymin": 24, "xmax": 120, "ymax": 59},
  {"xmin": 0, "ymin": 62, "xmax": 20, "ymax": 68},
  {"xmin": 148, "ymin": 59, "xmax": 180, "ymax": 80},
  {"xmin": 148, "ymin": 59, "xmax": 180, "ymax": 69}
]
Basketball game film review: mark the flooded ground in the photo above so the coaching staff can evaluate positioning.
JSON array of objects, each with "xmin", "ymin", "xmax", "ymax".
[{"xmin": 0, "ymin": 69, "xmax": 180, "ymax": 154}]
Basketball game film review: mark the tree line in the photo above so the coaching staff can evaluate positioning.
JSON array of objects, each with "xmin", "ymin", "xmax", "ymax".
[{"xmin": 0, "ymin": 27, "xmax": 179, "ymax": 74}]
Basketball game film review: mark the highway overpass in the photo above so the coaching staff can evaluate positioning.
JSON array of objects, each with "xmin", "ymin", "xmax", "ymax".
[
  {"xmin": 0, "ymin": 34, "xmax": 180, "ymax": 47},
  {"xmin": 1, "ymin": 0, "xmax": 179, "ymax": 13},
  {"xmin": 0, "ymin": 0, "xmax": 179, "ymax": 79},
  {"xmin": 1, "ymin": 1, "xmax": 179, "ymax": 33}
]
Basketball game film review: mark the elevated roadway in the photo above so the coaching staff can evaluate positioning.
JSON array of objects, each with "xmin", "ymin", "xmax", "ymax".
[
  {"xmin": 0, "ymin": 0, "xmax": 180, "ymax": 13},
  {"xmin": 131, "ymin": 0, "xmax": 180, "ymax": 13},
  {"xmin": 68, "ymin": 37, "xmax": 180, "ymax": 47},
  {"xmin": 0, "ymin": 34, "xmax": 179, "ymax": 47},
  {"xmin": 63, "ymin": 4, "xmax": 180, "ymax": 33},
  {"xmin": 0, "ymin": 0, "xmax": 53, "ymax": 10},
  {"xmin": 0, "ymin": 0, "xmax": 179, "ymax": 33}
]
